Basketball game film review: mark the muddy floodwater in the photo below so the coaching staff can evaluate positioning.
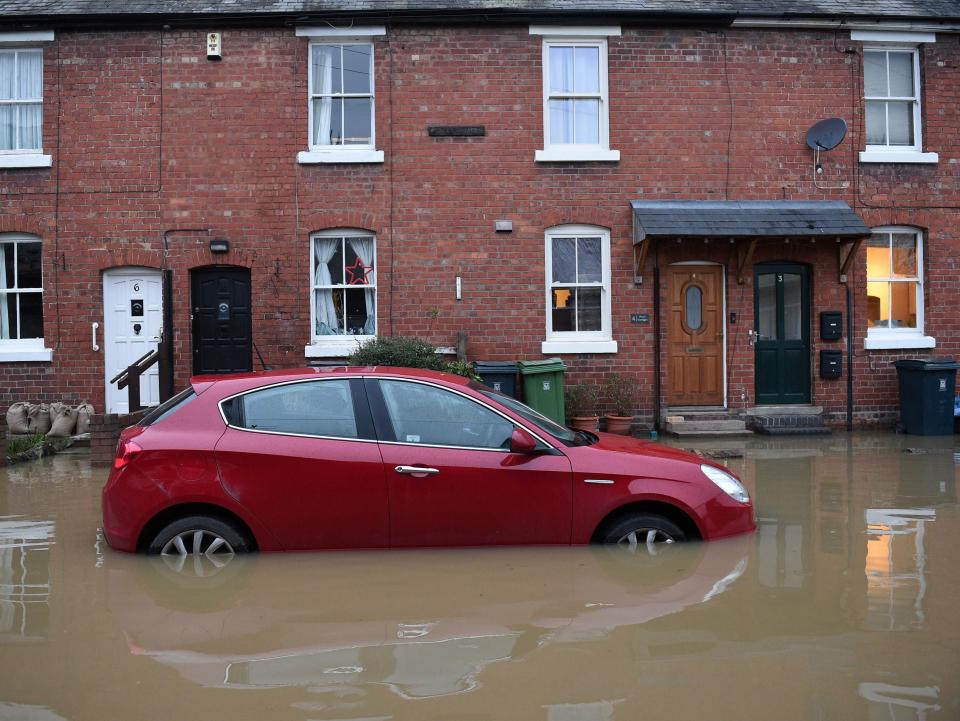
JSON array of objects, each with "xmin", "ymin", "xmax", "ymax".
[{"xmin": 0, "ymin": 433, "xmax": 958, "ymax": 721}]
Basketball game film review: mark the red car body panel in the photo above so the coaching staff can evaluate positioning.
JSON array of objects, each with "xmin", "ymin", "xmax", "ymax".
[
  {"xmin": 215, "ymin": 427, "xmax": 390, "ymax": 551},
  {"xmin": 101, "ymin": 367, "xmax": 756, "ymax": 553},
  {"xmin": 380, "ymin": 443, "xmax": 573, "ymax": 547}
]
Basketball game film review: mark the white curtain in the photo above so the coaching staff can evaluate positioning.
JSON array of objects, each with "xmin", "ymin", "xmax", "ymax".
[
  {"xmin": 348, "ymin": 236, "xmax": 376, "ymax": 335},
  {"xmin": 0, "ymin": 53, "xmax": 15, "ymax": 150},
  {"xmin": 312, "ymin": 45, "xmax": 335, "ymax": 146},
  {"xmin": 0, "ymin": 248, "xmax": 9, "ymax": 339},
  {"xmin": 313, "ymin": 238, "xmax": 340, "ymax": 336}
]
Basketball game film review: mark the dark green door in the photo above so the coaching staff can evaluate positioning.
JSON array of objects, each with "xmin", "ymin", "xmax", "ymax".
[{"xmin": 755, "ymin": 263, "xmax": 810, "ymax": 404}]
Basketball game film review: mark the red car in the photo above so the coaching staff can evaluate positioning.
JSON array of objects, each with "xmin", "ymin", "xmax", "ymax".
[{"xmin": 101, "ymin": 367, "xmax": 755, "ymax": 557}]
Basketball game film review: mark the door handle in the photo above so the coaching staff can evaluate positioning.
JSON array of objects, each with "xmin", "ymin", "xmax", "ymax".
[
  {"xmin": 92, "ymin": 322, "xmax": 100, "ymax": 352},
  {"xmin": 394, "ymin": 465, "xmax": 440, "ymax": 476}
]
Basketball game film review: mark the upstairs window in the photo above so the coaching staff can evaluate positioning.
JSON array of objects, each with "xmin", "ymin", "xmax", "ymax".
[
  {"xmin": 310, "ymin": 43, "xmax": 373, "ymax": 148},
  {"xmin": 852, "ymin": 30, "xmax": 938, "ymax": 164},
  {"xmin": 296, "ymin": 26, "xmax": 384, "ymax": 165},
  {"xmin": 0, "ymin": 46, "xmax": 51, "ymax": 168},
  {"xmin": 864, "ymin": 49, "xmax": 920, "ymax": 151},
  {"xmin": 531, "ymin": 26, "xmax": 620, "ymax": 163}
]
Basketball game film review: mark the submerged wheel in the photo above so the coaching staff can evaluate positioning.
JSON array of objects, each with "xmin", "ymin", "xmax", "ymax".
[
  {"xmin": 147, "ymin": 515, "xmax": 252, "ymax": 566},
  {"xmin": 598, "ymin": 513, "xmax": 687, "ymax": 553}
]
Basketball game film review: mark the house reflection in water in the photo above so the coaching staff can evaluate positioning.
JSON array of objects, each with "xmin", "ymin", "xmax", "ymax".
[
  {"xmin": 0, "ymin": 516, "xmax": 54, "ymax": 642},
  {"xmin": 864, "ymin": 508, "xmax": 934, "ymax": 631}
]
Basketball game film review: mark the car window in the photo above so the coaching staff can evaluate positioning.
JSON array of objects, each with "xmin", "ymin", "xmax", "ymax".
[
  {"xmin": 237, "ymin": 380, "xmax": 358, "ymax": 438},
  {"xmin": 139, "ymin": 387, "xmax": 197, "ymax": 427},
  {"xmin": 379, "ymin": 380, "xmax": 514, "ymax": 449}
]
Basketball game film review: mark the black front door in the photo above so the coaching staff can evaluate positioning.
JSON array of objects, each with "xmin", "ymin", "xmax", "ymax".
[
  {"xmin": 191, "ymin": 266, "xmax": 252, "ymax": 375},
  {"xmin": 754, "ymin": 263, "xmax": 810, "ymax": 405}
]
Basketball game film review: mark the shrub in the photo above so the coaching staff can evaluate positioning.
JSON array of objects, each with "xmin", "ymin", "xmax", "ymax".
[
  {"xmin": 348, "ymin": 336, "xmax": 446, "ymax": 371},
  {"xmin": 444, "ymin": 360, "xmax": 481, "ymax": 381},
  {"xmin": 6, "ymin": 432, "xmax": 46, "ymax": 457},
  {"xmin": 565, "ymin": 384, "xmax": 599, "ymax": 417},
  {"xmin": 602, "ymin": 373, "xmax": 641, "ymax": 417}
]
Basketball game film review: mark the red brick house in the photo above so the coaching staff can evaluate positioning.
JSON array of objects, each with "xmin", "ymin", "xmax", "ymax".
[{"xmin": 1, "ymin": 1, "xmax": 958, "ymax": 430}]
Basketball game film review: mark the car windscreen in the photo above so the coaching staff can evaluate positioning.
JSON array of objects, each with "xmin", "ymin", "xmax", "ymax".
[
  {"xmin": 139, "ymin": 387, "xmax": 197, "ymax": 426},
  {"xmin": 472, "ymin": 383, "xmax": 579, "ymax": 444}
]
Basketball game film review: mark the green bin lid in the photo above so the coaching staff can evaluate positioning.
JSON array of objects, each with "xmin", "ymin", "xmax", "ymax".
[
  {"xmin": 517, "ymin": 358, "xmax": 567, "ymax": 374},
  {"xmin": 893, "ymin": 358, "xmax": 960, "ymax": 371}
]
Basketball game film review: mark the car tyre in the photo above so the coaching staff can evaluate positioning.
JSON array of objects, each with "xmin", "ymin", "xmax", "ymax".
[
  {"xmin": 598, "ymin": 513, "xmax": 687, "ymax": 551},
  {"xmin": 146, "ymin": 515, "xmax": 252, "ymax": 557}
]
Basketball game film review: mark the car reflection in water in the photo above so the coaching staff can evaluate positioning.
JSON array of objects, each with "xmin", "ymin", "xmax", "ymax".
[{"xmin": 107, "ymin": 537, "xmax": 749, "ymax": 701}]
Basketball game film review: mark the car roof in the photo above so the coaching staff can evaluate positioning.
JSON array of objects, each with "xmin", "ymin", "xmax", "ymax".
[{"xmin": 189, "ymin": 366, "xmax": 473, "ymax": 395}]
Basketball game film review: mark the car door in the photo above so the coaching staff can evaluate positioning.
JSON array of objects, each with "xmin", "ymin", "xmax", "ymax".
[
  {"xmin": 367, "ymin": 378, "xmax": 573, "ymax": 548},
  {"xmin": 214, "ymin": 377, "xmax": 389, "ymax": 551}
]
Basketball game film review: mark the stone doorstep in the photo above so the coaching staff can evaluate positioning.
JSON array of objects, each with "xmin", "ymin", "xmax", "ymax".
[
  {"xmin": 754, "ymin": 425, "xmax": 833, "ymax": 436},
  {"xmin": 666, "ymin": 427, "xmax": 756, "ymax": 438},
  {"xmin": 742, "ymin": 405, "xmax": 824, "ymax": 416}
]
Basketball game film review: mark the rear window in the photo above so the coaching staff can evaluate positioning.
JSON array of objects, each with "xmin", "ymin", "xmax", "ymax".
[
  {"xmin": 227, "ymin": 379, "xmax": 358, "ymax": 439},
  {"xmin": 139, "ymin": 387, "xmax": 197, "ymax": 427}
]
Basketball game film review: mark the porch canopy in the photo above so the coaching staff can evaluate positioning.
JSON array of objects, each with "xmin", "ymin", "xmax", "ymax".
[{"xmin": 630, "ymin": 200, "xmax": 871, "ymax": 283}]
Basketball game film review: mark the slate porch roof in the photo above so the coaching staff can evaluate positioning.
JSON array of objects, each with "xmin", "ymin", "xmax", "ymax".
[
  {"xmin": 630, "ymin": 200, "xmax": 871, "ymax": 241},
  {"xmin": 0, "ymin": 0, "xmax": 958, "ymax": 20}
]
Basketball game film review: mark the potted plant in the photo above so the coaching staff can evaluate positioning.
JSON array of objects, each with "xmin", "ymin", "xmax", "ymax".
[
  {"xmin": 602, "ymin": 373, "xmax": 640, "ymax": 435},
  {"xmin": 564, "ymin": 384, "xmax": 599, "ymax": 432}
]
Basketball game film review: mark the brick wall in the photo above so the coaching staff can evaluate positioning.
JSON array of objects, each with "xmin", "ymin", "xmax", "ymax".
[{"xmin": 0, "ymin": 24, "xmax": 957, "ymax": 426}]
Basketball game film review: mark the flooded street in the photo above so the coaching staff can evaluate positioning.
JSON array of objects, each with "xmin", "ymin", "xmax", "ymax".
[{"xmin": 1, "ymin": 433, "xmax": 958, "ymax": 721}]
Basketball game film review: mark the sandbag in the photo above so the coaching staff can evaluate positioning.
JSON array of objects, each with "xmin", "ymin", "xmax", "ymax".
[
  {"xmin": 6, "ymin": 402, "xmax": 30, "ymax": 434},
  {"xmin": 48, "ymin": 402, "xmax": 79, "ymax": 438},
  {"xmin": 75, "ymin": 403, "xmax": 95, "ymax": 435},
  {"xmin": 26, "ymin": 403, "xmax": 51, "ymax": 434}
]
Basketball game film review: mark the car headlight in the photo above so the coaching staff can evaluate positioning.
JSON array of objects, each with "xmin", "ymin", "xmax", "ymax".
[{"xmin": 700, "ymin": 464, "xmax": 750, "ymax": 504}]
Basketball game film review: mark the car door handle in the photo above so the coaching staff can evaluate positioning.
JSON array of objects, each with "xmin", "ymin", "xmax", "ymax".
[{"xmin": 395, "ymin": 465, "xmax": 440, "ymax": 476}]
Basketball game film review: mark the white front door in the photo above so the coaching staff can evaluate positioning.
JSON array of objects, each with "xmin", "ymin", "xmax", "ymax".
[{"xmin": 103, "ymin": 268, "xmax": 162, "ymax": 413}]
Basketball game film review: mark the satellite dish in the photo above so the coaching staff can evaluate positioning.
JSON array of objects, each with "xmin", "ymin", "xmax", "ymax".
[{"xmin": 806, "ymin": 118, "xmax": 848, "ymax": 151}]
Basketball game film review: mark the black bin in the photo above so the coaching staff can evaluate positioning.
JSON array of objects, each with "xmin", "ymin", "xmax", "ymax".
[
  {"xmin": 894, "ymin": 358, "xmax": 960, "ymax": 435},
  {"xmin": 475, "ymin": 361, "xmax": 519, "ymax": 398}
]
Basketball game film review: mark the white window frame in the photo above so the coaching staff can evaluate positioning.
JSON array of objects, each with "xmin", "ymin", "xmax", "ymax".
[
  {"xmin": 305, "ymin": 229, "xmax": 377, "ymax": 358},
  {"xmin": 543, "ymin": 224, "xmax": 616, "ymax": 354},
  {"xmin": 0, "ymin": 233, "xmax": 51, "ymax": 361},
  {"xmin": 852, "ymin": 30, "xmax": 938, "ymax": 164},
  {"xmin": 0, "ymin": 31, "xmax": 54, "ymax": 169},
  {"xmin": 296, "ymin": 26, "xmax": 384, "ymax": 165},
  {"xmin": 531, "ymin": 26, "xmax": 620, "ymax": 163},
  {"xmin": 864, "ymin": 226, "xmax": 934, "ymax": 350}
]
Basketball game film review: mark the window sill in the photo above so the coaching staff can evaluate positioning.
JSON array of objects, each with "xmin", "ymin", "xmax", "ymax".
[
  {"xmin": 297, "ymin": 149, "xmax": 384, "ymax": 165},
  {"xmin": 0, "ymin": 347, "xmax": 53, "ymax": 362},
  {"xmin": 305, "ymin": 340, "xmax": 367, "ymax": 358},
  {"xmin": 859, "ymin": 151, "xmax": 938, "ymax": 164},
  {"xmin": 535, "ymin": 148, "xmax": 620, "ymax": 163},
  {"xmin": 0, "ymin": 154, "xmax": 52, "ymax": 169},
  {"xmin": 541, "ymin": 340, "xmax": 618, "ymax": 354},
  {"xmin": 864, "ymin": 334, "xmax": 936, "ymax": 350}
]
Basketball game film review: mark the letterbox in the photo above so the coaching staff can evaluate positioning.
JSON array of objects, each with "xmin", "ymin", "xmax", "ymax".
[
  {"xmin": 820, "ymin": 349, "xmax": 843, "ymax": 379},
  {"xmin": 820, "ymin": 311, "xmax": 842, "ymax": 340}
]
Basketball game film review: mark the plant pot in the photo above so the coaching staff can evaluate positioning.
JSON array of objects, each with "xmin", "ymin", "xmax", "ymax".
[
  {"xmin": 569, "ymin": 415, "xmax": 599, "ymax": 432},
  {"xmin": 604, "ymin": 414, "xmax": 633, "ymax": 435}
]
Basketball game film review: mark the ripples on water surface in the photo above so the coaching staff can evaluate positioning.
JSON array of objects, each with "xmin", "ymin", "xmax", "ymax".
[{"xmin": 0, "ymin": 433, "xmax": 957, "ymax": 720}]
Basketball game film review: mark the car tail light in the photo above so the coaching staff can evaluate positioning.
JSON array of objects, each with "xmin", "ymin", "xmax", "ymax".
[{"xmin": 114, "ymin": 439, "xmax": 143, "ymax": 470}]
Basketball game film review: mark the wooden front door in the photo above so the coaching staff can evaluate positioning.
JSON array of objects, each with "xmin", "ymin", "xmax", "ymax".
[
  {"xmin": 666, "ymin": 265, "xmax": 724, "ymax": 406},
  {"xmin": 754, "ymin": 263, "xmax": 810, "ymax": 404}
]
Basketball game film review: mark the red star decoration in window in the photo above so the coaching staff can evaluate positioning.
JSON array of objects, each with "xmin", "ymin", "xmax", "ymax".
[{"xmin": 345, "ymin": 257, "xmax": 373, "ymax": 285}]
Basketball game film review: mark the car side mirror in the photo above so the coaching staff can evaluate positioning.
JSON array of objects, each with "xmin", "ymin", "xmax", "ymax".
[{"xmin": 509, "ymin": 427, "xmax": 538, "ymax": 454}]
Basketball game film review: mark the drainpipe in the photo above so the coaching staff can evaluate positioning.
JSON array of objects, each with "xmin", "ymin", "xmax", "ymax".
[
  {"xmin": 653, "ymin": 241, "xmax": 662, "ymax": 432},
  {"xmin": 846, "ymin": 281, "xmax": 854, "ymax": 432}
]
